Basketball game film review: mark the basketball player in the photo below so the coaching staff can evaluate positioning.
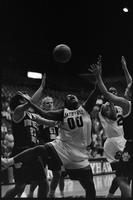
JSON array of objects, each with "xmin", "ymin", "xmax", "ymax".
[
  {"xmin": 39, "ymin": 96, "xmax": 62, "ymax": 198},
  {"xmin": 106, "ymin": 56, "xmax": 133, "ymax": 197},
  {"xmin": 1, "ymin": 71, "xmax": 101, "ymax": 199},
  {"xmin": 2, "ymin": 74, "xmax": 56, "ymax": 198},
  {"xmin": 90, "ymin": 56, "xmax": 132, "ymax": 197}
]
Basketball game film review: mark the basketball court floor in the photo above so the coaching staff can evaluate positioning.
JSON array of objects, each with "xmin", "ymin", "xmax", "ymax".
[{"xmin": 1, "ymin": 173, "xmax": 121, "ymax": 198}]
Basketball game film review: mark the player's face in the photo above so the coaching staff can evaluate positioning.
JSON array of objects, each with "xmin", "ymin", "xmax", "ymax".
[
  {"xmin": 65, "ymin": 94, "xmax": 79, "ymax": 109},
  {"xmin": 109, "ymin": 88, "xmax": 118, "ymax": 96},
  {"xmin": 102, "ymin": 103, "xmax": 114, "ymax": 118},
  {"xmin": 42, "ymin": 99, "xmax": 54, "ymax": 111},
  {"xmin": 4, "ymin": 135, "xmax": 14, "ymax": 149}
]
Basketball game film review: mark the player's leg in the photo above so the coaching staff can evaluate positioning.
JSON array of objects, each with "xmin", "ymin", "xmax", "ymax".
[
  {"xmin": 106, "ymin": 162, "xmax": 120, "ymax": 197},
  {"xmin": 3, "ymin": 182, "xmax": 26, "ymax": 198},
  {"xmin": 2, "ymin": 145, "xmax": 48, "ymax": 168},
  {"xmin": 3, "ymin": 164, "xmax": 26, "ymax": 198},
  {"xmin": 49, "ymin": 170, "xmax": 61, "ymax": 197},
  {"xmin": 117, "ymin": 177, "xmax": 131, "ymax": 197},
  {"xmin": 78, "ymin": 166, "xmax": 96, "ymax": 199},
  {"xmin": 59, "ymin": 168, "xmax": 67, "ymax": 197},
  {"xmin": 66, "ymin": 165, "xmax": 96, "ymax": 199},
  {"xmin": 46, "ymin": 144, "xmax": 63, "ymax": 197},
  {"xmin": 37, "ymin": 179, "xmax": 49, "ymax": 198},
  {"xmin": 27, "ymin": 182, "xmax": 38, "ymax": 198},
  {"xmin": 107, "ymin": 176, "xmax": 119, "ymax": 197},
  {"xmin": 29, "ymin": 155, "xmax": 49, "ymax": 198}
]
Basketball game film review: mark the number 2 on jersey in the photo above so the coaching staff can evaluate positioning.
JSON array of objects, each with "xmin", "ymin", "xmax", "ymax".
[{"xmin": 117, "ymin": 115, "xmax": 123, "ymax": 126}]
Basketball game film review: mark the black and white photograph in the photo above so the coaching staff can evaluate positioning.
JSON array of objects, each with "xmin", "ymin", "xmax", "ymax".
[{"xmin": 1, "ymin": 0, "xmax": 133, "ymax": 199}]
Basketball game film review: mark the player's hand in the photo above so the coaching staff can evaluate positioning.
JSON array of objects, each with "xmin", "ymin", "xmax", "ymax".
[
  {"xmin": 88, "ymin": 63, "xmax": 102, "ymax": 77},
  {"xmin": 97, "ymin": 55, "xmax": 102, "ymax": 67},
  {"xmin": 88, "ymin": 55, "xmax": 102, "ymax": 76},
  {"xmin": 14, "ymin": 163, "xmax": 23, "ymax": 168},
  {"xmin": 121, "ymin": 56, "xmax": 127, "ymax": 69},
  {"xmin": 40, "ymin": 73, "xmax": 46, "ymax": 90},
  {"xmin": 18, "ymin": 91, "xmax": 31, "ymax": 103}
]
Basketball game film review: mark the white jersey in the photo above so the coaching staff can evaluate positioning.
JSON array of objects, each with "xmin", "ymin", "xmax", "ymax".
[
  {"xmin": 51, "ymin": 105, "xmax": 92, "ymax": 169},
  {"xmin": 99, "ymin": 103, "xmax": 126, "ymax": 162},
  {"xmin": 99, "ymin": 104, "xmax": 125, "ymax": 138}
]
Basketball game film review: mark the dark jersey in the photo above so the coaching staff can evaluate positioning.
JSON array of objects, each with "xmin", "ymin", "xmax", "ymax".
[
  {"xmin": 39, "ymin": 124, "xmax": 59, "ymax": 144},
  {"xmin": 12, "ymin": 112, "xmax": 39, "ymax": 154},
  {"xmin": 123, "ymin": 101, "xmax": 133, "ymax": 140}
]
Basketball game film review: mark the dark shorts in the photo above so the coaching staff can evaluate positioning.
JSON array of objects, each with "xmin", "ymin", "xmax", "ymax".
[
  {"xmin": 111, "ymin": 140, "xmax": 133, "ymax": 178},
  {"xmin": 45, "ymin": 143, "xmax": 63, "ymax": 171},
  {"xmin": 61, "ymin": 170, "xmax": 68, "ymax": 178},
  {"xmin": 66, "ymin": 165, "xmax": 93, "ymax": 181},
  {"xmin": 110, "ymin": 161, "xmax": 120, "ymax": 171}
]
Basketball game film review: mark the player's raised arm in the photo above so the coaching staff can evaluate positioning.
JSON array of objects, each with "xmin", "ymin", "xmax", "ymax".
[
  {"xmin": 121, "ymin": 56, "xmax": 132, "ymax": 100},
  {"xmin": 13, "ymin": 73, "xmax": 47, "ymax": 122},
  {"xmin": 9, "ymin": 93, "xmax": 30, "ymax": 122},
  {"xmin": 83, "ymin": 55, "xmax": 101, "ymax": 112},
  {"xmin": 91, "ymin": 62, "xmax": 130, "ymax": 115},
  {"xmin": 32, "ymin": 113, "xmax": 58, "ymax": 126},
  {"xmin": 83, "ymin": 82, "xmax": 99, "ymax": 113},
  {"xmin": 18, "ymin": 92, "xmax": 64, "ymax": 121},
  {"xmin": 31, "ymin": 73, "xmax": 47, "ymax": 104},
  {"xmin": 121, "ymin": 56, "xmax": 132, "ymax": 88}
]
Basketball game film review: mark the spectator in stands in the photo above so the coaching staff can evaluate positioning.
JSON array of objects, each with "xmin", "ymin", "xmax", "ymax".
[{"xmin": 1, "ymin": 133, "xmax": 14, "ymax": 185}]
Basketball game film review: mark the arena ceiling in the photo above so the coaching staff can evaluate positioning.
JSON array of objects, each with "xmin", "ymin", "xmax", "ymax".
[{"xmin": 1, "ymin": 0, "xmax": 133, "ymax": 80}]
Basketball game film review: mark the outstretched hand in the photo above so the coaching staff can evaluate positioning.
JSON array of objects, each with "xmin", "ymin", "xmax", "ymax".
[
  {"xmin": 121, "ymin": 56, "xmax": 127, "ymax": 69},
  {"xmin": 18, "ymin": 91, "xmax": 31, "ymax": 103},
  {"xmin": 88, "ymin": 64, "xmax": 102, "ymax": 78},
  {"xmin": 97, "ymin": 55, "xmax": 102, "ymax": 67},
  {"xmin": 88, "ymin": 55, "xmax": 102, "ymax": 76}
]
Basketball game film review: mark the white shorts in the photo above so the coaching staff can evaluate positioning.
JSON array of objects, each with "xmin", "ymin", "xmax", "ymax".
[
  {"xmin": 104, "ymin": 136, "xmax": 126, "ymax": 163},
  {"xmin": 51, "ymin": 139, "xmax": 89, "ymax": 169}
]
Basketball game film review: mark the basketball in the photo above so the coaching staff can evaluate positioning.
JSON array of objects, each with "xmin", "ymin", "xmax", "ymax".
[{"xmin": 53, "ymin": 44, "xmax": 72, "ymax": 63}]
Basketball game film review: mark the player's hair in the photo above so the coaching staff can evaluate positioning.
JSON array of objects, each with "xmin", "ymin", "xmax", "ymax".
[
  {"xmin": 10, "ymin": 94, "xmax": 24, "ymax": 111},
  {"xmin": 109, "ymin": 87, "xmax": 117, "ymax": 94},
  {"xmin": 42, "ymin": 96, "xmax": 53, "ymax": 104}
]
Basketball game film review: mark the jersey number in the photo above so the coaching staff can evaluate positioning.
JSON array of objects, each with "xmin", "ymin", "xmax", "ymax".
[
  {"xmin": 30, "ymin": 127, "xmax": 38, "ymax": 144},
  {"xmin": 67, "ymin": 116, "xmax": 83, "ymax": 129},
  {"xmin": 117, "ymin": 115, "xmax": 123, "ymax": 126}
]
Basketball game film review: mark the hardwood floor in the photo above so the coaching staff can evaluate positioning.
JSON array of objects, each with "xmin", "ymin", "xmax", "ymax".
[{"xmin": 1, "ymin": 173, "xmax": 121, "ymax": 198}]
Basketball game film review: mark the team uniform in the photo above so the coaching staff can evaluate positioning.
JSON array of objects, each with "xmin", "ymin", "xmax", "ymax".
[
  {"xmin": 39, "ymin": 124, "xmax": 59, "ymax": 144},
  {"xmin": 12, "ymin": 105, "xmax": 95, "ymax": 199},
  {"xmin": 121, "ymin": 100, "xmax": 133, "ymax": 195},
  {"xmin": 39, "ymin": 124, "xmax": 59, "ymax": 172},
  {"xmin": 11, "ymin": 111, "xmax": 46, "ymax": 183},
  {"xmin": 123, "ymin": 101, "xmax": 132, "ymax": 140},
  {"xmin": 99, "ymin": 103, "xmax": 127, "ymax": 163},
  {"xmin": 51, "ymin": 105, "xmax": 92, "ymax": 169},
  {"xmin": 50, "ymin": 105, "xmax": 95, "ymax": 199}
]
